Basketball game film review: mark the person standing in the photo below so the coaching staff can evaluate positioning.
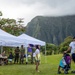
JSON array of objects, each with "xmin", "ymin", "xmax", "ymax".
[
  {"xmin": 8, "ymin": 52, "xmax": 14, "ymax": 64},
  {"xmin": 35, "ymin": 45, "xmax": 40, "ymax": 72},
  {"xmin": 1, "ymin": 51, "xmax": 8, "ymax": 65},
  {"xmin": 64, "ymin": 36, "xmax": 75, "ymax": 73},
  {"xmin": 14, "ymin": 47, "xmax": 20, "ymax": 64},
  {"xmin": 19, "ymin": 45, "xmax": 25, "ymax": 64},
  {"xmin": 28, "ymin": 44, "xmax": 33, "ymax": 64}
]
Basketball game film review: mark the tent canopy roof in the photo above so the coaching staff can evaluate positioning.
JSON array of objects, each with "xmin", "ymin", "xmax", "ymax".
[
  {"xmin": 0, "ymin": 29, "xmax": 23, "ymax": 47},
  {"xmin": 0, "ymin": 29, "xmax": 46, "ymax": 47},
  {"xmin": 17, "ymin": 33, "xmax": 46, "ymax": 46}
]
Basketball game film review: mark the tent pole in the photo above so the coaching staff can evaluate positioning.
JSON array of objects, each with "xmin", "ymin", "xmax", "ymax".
[
  {"xmin": 1, "ymin": 46, "xmax": 3, "ymax": 54},
  {"xmin": 45, "ymin": 44, "xmax": 47, "ymax": 63},
  {"xmin": 25, "ymin": 47, "xmax": 28, "ymax": 64},
  {"xmin": 45, "ymin": 44, "xmax": 46, "ymax": 56}
]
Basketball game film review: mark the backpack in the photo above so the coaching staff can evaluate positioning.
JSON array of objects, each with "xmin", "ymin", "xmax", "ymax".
[{"xmin": 64, "ymin": 54, "xmax": 71, "ymax": 64}]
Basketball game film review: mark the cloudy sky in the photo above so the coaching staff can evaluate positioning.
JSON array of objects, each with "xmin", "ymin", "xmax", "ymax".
[{"xmin": 0, "ymin": 0, "xmax": 75, "ymax": 26}]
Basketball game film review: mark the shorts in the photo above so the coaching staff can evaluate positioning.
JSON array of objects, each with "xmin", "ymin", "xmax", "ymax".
[
  {"xmin": 35, "ymin": 60, "xmax": 40, "ymax": 62},
  {"xmin": 8, "ymin": 59, "xmax": 12, "ymax": 62},
  {"xmin": 72, "ymin": 53, "xmax": 75, "ymax": 62}
]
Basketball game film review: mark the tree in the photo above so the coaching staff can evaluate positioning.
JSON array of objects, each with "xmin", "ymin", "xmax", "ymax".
[
  {"xmin": 41, "ymin": 43, "xmax": 58, "ymax": 55},
  {"xmin": 0, "ymin": 11, "xmax": 3, "ymax": 28},
  {"xmin": 0, "ymin": 18, "xmax": 26, "ymax": 36},
  {"xmin": 17, "ymin": 18, "xmax": 24, "ymax": 26},
  {"xmin": 0, "ymin": 11, "xmax": 2, "ymax": 16},
  {"xmin": 59, "ymin": 36, "xmax": 73, "ymax": 53}
]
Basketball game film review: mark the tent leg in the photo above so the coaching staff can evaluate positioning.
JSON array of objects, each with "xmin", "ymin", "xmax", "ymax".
[
  {"xmin": 45, "ymin": 44, "xmax": 47, "ymax": 63},
  {"xmin": 0, "ymin": 46, "xmax": 3, "ymax": 54},
  {"xmin": 25, "ymin": 47, "xmax": 28, "ymax": 64}
]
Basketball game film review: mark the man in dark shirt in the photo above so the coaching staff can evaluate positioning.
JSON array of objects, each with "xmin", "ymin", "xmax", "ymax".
[{"xmin": 14, "ymin": 47, "xmax": 20, "ymax": 64}]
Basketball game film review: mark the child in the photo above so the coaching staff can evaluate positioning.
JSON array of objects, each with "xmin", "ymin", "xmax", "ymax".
[
  {"xmin": 35, "ymin": 45, "xmax": 40, "ymax": 72},
  {"xmin": 57, "ymin": 53, "xmax": 71, "ymax": 74},
  {"xmin": 8, "ymin": 52, "xmax": 14, "ymax": 64}
]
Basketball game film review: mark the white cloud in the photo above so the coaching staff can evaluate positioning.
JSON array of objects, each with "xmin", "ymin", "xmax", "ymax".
[{"xmin": 0, "ymin": 0, "xmax": 75, "ymax": 26}]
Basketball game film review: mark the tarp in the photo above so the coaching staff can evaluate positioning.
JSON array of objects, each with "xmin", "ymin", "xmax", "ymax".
[{"xmin": 17, "ymin": 33, "xmax": 46, "ymax": 46}]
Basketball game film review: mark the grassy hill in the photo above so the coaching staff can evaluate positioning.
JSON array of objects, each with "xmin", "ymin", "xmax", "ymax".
[{"xmin": 0, "ymin": 54, "xmax": 75, "ymax": 75}]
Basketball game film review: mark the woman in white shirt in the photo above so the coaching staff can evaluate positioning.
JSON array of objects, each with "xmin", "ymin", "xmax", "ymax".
[{"xmin": 35, "ymin": 45, "xmax": 40, "ymax": 72}]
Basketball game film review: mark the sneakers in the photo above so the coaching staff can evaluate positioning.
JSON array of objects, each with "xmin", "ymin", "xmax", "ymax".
[
  {"xmin": 37, "ymin": 70, "xmax": 40, "ymax": 72},
  {"xmin": 58, "ymin": 71, "xmax": 61, "ymax": 74},
  {"xmin": 36, "ymin": 70, "xmax": 40, "ymax": 72},
  {"xmin": 71, "ymin": 71, "xmax": 75, "ymax": 73},
  {"xmin": 64, "ymin": 71, "xmax": 68, "ymax": 74}
]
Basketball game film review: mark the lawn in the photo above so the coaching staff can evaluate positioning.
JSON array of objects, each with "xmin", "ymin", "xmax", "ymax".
[{"xmin": 0, "ymin": 54, "xmax": 75, "ymax": 75}]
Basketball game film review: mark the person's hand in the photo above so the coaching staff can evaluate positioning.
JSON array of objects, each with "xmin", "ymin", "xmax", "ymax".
[{"xmin": 64, "ymin": 51, "xmax": 67, "ymax": 53}]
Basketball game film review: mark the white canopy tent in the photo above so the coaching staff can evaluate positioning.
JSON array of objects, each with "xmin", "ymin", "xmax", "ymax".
[
  {"xmin": 0, "ymin": 29, "xmax": 46, "ymax": 46},
  {"xmin": 0, "ymin": 29, "xmax": 47, "ymax": 63},
  {"xmin": 0, "ymin": 29, "xmax": 24, "ymax": 47},
  {"xmin": 0, "ymin": 29, "xmax": 24, "ymax": 53},
  {"xmin": 17, "ymin": 33, "xmax": 46, "ymax": 63},
  {"xmin": 17, "ymin": 33, "xmax": 46, "ymax": 46}
]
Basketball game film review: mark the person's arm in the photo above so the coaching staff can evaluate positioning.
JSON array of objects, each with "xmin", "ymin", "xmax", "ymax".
[
  {"xmin": 64, "ymin": 46, "xmax": 71, "ymax": 53},
  {"xmin": 36, "ymin": 54, "xmax": 38, "ymax": 60},
  {"xmin": 35, "ymin": 50, "xmax": 39, "ymax": 60}
]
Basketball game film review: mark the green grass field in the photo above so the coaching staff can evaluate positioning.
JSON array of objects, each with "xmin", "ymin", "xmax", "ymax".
[{"xmin": 0, "ymin": 54, "xmax": 75, "ymax": 75}]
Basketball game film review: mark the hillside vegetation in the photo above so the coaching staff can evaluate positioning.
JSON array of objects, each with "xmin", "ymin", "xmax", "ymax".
[{"xmin": 26, "ymin": 15, "xmax": 75, "ymax": 45}]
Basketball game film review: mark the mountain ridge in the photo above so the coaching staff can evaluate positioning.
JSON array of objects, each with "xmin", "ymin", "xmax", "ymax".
[{"xmin": 26, "ymin": 15, "xmax": 75, "ymax": 45}]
